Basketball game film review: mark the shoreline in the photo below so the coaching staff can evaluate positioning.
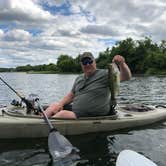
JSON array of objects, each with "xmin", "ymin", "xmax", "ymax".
[{"xmin": 0, "ymin": 71, "xmax": 166, "ymax": 76}]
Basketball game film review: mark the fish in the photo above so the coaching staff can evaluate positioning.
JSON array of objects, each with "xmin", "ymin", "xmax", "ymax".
[{"xmin": 108, "ymin": 63, "xmax": 120, "ymax": 111}]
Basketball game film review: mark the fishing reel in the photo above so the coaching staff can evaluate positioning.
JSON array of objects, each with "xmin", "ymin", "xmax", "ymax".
[
  {"xmin": 11, "ymin": 99, "xmax": 22, "ymax": 107},
  {"xmin": 24, "ymin": 93, "xmax": 39, "ymax": 114},
  {"xmin": 11, "ymin": 94, "xmax": 40, "ymax": 115}
]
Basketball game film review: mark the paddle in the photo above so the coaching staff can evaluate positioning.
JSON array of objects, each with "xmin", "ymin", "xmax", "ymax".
[
  {"xmin": 0, "ymin": 76, "xmax": 34, "ymax": 113},
  {"xmin": 116, "ymin": 149, "xmax": 157, "ymax": 166},
  {"xmin": 35, "ymin": 98, "xmax": 79, "ymax": 160}
]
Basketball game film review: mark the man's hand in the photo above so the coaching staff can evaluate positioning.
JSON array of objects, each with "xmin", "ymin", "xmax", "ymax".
[
  {"xmin": 112, "ymin": 55, "xmax": 131, "ymax": 81},
  {"xmin": 44, "ymin": 102, "xmax": 63, "ymax": 117},
  {"xmin": 112, "ymin": 55, "xmax": 125, "ymax": 66}
]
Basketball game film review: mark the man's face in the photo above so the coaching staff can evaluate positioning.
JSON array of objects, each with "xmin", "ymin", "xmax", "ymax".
[{"xmin": 81, "ymin": 57, "xmax": 96, "ymax": 76}]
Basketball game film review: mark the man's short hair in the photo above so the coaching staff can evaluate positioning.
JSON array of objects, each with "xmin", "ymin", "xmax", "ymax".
[{"xmin": 80, "ymin": 52, "xmax": 94, "ymax": 61}]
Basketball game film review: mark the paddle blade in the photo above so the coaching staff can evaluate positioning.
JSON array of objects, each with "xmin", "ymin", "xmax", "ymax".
[
  {"xmin": 48, "ymin": 130, "xmax": 79, "ymax": 159},
  {"xmin": 53, "ymin": 152, "xmax": 81, "ymax": 165},
  {"xmin": 116, "ymin": 149, "xmax": 157, "ymax": 166}
]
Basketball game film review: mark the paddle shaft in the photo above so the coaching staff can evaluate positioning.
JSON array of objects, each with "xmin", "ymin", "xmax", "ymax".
[{"xmin": 35, "ymin": 99, "xmax": 55, "ymax": 131}]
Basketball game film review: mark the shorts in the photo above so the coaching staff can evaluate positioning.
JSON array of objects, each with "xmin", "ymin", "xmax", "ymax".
[{"xmin": 63, "ymin": 104, "xmax": 82, "ymax": 118}]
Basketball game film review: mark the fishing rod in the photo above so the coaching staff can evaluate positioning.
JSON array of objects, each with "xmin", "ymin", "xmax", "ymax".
[{"xmin": 0, "ymin": 76, "xmax": 34, "ymax": 113}]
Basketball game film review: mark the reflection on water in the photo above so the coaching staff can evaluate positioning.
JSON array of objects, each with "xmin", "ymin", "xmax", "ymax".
[
  {"xmin": 119, "ymin": 76, "xmax": 166, "ymax": 105},
  {"xmin": 1, "ymin": 73, "xmax": 166, "ymax": 106},
  {"xmin": 0, "ymin": 149, "xmax": 49, "ymax": 166},
  {"xmin": 0, "ymin": 73, "xmax": 166, "ymax": 166},
  {"xmin": 0, "ymin": 138, "xmax": 49, "ymax": 166},
  {"xmin": 0, "ymin": 73, "xmax": 78, "ymax": 105}
]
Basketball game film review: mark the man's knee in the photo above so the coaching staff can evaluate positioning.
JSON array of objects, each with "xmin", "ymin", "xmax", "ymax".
[{"xmin": 55, "ymin": 110, "xmax": 76, "ymax": 119}]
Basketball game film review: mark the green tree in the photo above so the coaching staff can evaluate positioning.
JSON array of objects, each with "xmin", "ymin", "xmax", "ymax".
[
  {"xmin": 134, "ymin": 37, "xmax": 159, "ymax": 73},
  {"xmin": 57, "ymin": 55, "xmax": 76, "ymax": 72},
  {"xmin": 45, "ymin": 63, "xmax": 57, "ymax": 71},
  {"xmin": 16, "ymin": 64, "xmax": 33, "ymax": 71},
  {"xmin": 73, "ymin": 55, "xmax": 82, "ymax": 73},
  {"xmin": 96, "ymin": 48, "xmax": 111, "ymax": 69},
  {"xmin": 159, "ymin": 40, "xmax": 166, "ymax": 53},
  {"xmin": 110, "ymin": 38, "xmax": 136, "ymax": 72},
  {"xmin": 7, "ymin": 37, "xmax": 166, "ymax": 75}
]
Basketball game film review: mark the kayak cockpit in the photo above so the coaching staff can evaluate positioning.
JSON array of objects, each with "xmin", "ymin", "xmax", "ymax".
[
  {"xmin": 0, "ymin": 105, "xmax": 118, "ymax": 120},
  {"xmin": 1, "ymin": 104, "xmax": 165, "ymax": 121}
]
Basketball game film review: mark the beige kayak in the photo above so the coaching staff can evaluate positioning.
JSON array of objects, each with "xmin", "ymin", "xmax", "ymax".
[{"xmin": 0, "ymin": 104, "xmax": 166, "ymax": 139}]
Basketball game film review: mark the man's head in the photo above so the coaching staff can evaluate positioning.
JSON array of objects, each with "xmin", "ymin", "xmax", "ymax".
[{"xmin": 80, "ymin": 52, "xmax": 96, "ymax": 76}]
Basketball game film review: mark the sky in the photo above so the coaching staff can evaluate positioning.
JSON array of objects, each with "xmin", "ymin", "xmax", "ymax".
[{"xmin": 0, "ymin": 0, "xmax": 166, "ymax": 68}]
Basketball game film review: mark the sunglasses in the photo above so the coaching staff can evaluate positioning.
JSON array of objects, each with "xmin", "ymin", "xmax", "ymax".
[{"xmin": 81, "ymin": 58, "xmax": 93, "ymax": 65}]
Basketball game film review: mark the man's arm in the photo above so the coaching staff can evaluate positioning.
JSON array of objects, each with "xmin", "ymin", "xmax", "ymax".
[
  {"xmin": 45, "ymin": 91, "xmax": 74, "ymax": 117},
  {"xmin": 58, "ymin": 91, "xmax": 74, "ymax": 107},
  {"xmin": 119, "ymin": 62, "xmax": 132, "ymax": 81},
  {"xmin": 112, "ymin": 55, "xmax": 132, "ymax": 81}
]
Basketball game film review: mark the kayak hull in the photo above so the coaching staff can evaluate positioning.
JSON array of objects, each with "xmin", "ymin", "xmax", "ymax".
[{"xmin": 0, "ymin": 105, "xmax": 166, "ymax": 139}]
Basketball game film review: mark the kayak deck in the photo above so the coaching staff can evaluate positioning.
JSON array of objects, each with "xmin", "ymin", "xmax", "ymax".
[{"xmin": 0, "ymin": 104, "xmax": 166, "ymax": 139}]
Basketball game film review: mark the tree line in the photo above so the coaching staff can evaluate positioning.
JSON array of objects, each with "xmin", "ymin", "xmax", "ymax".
[{"xmin": 1, "ymin": 37, "xmax": 166, "ymax": 75}]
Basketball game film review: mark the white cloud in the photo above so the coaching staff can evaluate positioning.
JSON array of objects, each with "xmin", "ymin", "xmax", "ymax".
[
  {"xmin": 36, "ymin": 0, "xmax": 66, "ymax": 7},
  {"xmin": 0, "ymin": 0, "xmax": 54, "ymax": 22},
  {"xmin": 4, "ymin": 29, "xmax": 31, "ymax": 41},
  {"xmin": 0, "ymin": 0, "xmax": 165, "ymax": 68},
  {"xmin": 70, "ymin": 0, "xmax": 166, "ymax": 41},
  {"xmin": 0, "ymin": 30, "xmax": 4, "ymax": 38},
  {"xmin": 80, "ymin": 24, "xmax": 120, "ymax": 36}
]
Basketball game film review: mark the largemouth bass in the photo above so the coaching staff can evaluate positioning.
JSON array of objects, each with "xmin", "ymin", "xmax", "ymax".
[{"xmin": 108, "ymin": 63, "xmax": 120, "ymax": 111}]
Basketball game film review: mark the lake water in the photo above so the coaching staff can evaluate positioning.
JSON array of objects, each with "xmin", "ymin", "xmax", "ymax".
[{"xmin": 0, "ymin": 72, "xmax": 166, "ymax": 166}]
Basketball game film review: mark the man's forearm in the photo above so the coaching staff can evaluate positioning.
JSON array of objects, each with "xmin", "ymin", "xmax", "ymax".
[
  {"xmin": 119, "ymin": 62, "xmax": 132, "ymax": 81},
  {"xmin": 59, "ymin": 91, "xmax": 74, "ymax": 106}
]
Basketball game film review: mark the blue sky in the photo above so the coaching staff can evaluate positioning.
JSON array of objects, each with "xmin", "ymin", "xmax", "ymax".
[{"xmin": 0, "ymin": 0, "xmax": 165, "ymax": 68}]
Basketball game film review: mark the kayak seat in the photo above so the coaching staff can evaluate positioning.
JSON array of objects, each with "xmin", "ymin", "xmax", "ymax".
[{"xmin": 63, "ymin": 104, "xmax": 118, "ymax": 119}]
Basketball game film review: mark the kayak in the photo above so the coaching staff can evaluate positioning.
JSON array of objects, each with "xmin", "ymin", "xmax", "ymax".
[
  {"xmin": 0, "ymin": 104, "xmax": 166, "ymax": 139},
  {"xmin": 116, "ymin": 149, "xmax": 157, "ymax": 166}
]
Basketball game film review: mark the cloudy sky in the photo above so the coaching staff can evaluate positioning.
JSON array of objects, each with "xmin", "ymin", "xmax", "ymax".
[{"xmin": 0, "ymin": 0, "xmax": 166, "ymax": 68}]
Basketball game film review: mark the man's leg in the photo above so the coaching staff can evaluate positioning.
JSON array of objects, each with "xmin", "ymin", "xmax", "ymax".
[{"xmin": 53, "ymin": 110, "xmax": 77, "ymax": 119}]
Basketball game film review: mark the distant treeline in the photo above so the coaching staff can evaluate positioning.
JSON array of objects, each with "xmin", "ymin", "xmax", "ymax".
[{"xmin": 1, "ymin": 37, "xmax": 166, "ymax": 75}]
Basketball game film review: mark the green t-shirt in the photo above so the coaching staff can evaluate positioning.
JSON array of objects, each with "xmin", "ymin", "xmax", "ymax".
[{"xmin": 71, "ymin": 69, "xmax": 110, "ymax": 117}]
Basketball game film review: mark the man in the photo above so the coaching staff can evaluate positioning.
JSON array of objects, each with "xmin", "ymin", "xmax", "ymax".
[{"xmin": 45, "ymin": 52, "xmax": 131, "ymax": 119}]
